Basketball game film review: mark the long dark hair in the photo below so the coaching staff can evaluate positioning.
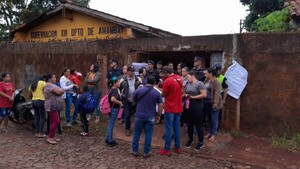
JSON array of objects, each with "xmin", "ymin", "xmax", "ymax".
[
  {"xmin": 44, "ymin": 74, "xmax": 54, "ymax": 82},
  {"xmin": 1, "ymin": 73, "xmax": 9, "ymax": 81},
  {"xmin": 93, "ymin": 63, "xmax": 99, "ymax": 73},
  {"xmin": 61, "ymin": 67, "xmax": 69, "ymax": 76},
  {"xmin": 30, "ymin": 76, "xmax": 44, "ymax": 92}
]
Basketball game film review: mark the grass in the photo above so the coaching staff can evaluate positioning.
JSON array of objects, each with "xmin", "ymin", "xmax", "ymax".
[{"xmin": 270, "ymin": 122, "xmax": 300, "ymax": 151}]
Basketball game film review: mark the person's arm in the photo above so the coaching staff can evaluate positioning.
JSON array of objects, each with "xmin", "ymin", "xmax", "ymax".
[
  {"xmin": 0, "ymin": 91, "xmax": 13, "ymax": 100},
  {"xmin": 59, "ymin": 76, "xmax": 73, "ymax": 91},
  {"xmin": 213, "ymin": 81, "xmax": 221, "ymax": 109},
  {"xmin": 111, "ymin": 96, "xmax": 123, "ymax": 107},
  {"xmin": 222, "ymin": 78, "xmax": 228, "ymax": 104},
  {"xmin": 52, "ymin": 87, "xmax": 64, "ymax": 96},
  {"xmin": 190, "ymin": 89, "xmax": 207, "ymax": 99}
]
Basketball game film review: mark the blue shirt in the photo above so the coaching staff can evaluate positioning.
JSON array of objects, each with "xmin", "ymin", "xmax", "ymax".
[{"xmin": 133, "ymin": 86, "xmax": 163, "ymax": 119}]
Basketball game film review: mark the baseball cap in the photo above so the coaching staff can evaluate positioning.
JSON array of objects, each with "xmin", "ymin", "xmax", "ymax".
[
  {"xmin": 193, "ymin": 56, "xmax": 204, "ymax": 62},
  {"xmin": 127, "ymin": 65, "xmax": 135, "ymax": 72},
  {"xmin": 213, "ymin": 63, "xmax": 222, "ymax": 70},
  {"xmin": 148, "ymin": 60, "xmax": 155, "ymax": 65}
]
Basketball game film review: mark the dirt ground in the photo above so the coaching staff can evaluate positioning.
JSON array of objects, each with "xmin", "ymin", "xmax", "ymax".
[{"xmin": 1, "ymin": 118, "xmax": 299, "ymax": 169}]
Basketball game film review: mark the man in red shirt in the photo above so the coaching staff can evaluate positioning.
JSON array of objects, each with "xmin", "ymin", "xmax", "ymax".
[
  {"xmin": 157, "ymin": 66, "xmax": 183, "ymax": 156},
  {"xmin": 0, "ymin": 73, "xmax": 15, "ymax": 132}
]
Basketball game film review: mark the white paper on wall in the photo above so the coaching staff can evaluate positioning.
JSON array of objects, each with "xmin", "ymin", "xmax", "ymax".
[{"xmin": 224, "ymin": 60, "xmax": 248, "ymax": 99}]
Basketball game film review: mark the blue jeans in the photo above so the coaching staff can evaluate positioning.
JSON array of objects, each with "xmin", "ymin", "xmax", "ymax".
[
  {"xmin": 65, "ymin": 93, "xmax": 78, "ymax": 123},
  {"xmin": 93, "ymin": 91, "xmax": 101, "ymax": 117},
  {"xmin": 210, "ymin": 109, "xmax": 220, "ymax": 136},
  {"xmin": 164, "ymin": 112, "xmax": 181, "ymax": 150},
  {"xmin": 106, "ymin": 108, "xmax": 118, "ymax": 143},
  {"xmin": 132, "ymin": 117, "xmax": 155, "ymax": 154}
]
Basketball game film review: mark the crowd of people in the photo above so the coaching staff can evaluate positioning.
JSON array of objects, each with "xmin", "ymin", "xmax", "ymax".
[{"xmin": 0, "ymin": 55, "xmax": 228, "ymax": 158}]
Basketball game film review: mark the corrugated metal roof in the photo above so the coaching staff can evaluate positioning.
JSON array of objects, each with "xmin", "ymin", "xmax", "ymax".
[
  {"xmin": 11, "ymin": 3, "xmax": 180, "ymax": 38},
  {"xmin": 285, "ymin": 0, "xmax": 300, "ymax": 18}
]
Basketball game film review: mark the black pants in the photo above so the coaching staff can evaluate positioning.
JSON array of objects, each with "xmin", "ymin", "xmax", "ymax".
[
  {"xmin": 124, "ymin": 101, "xmax": 136, "ymax": 130},
  {"xmin": 32, "ymin": 100, "xmax": 46, "ymax": 134},
  {"xmin": 80, "ymin": 111, "xmax": 89, "ymax": 133},
  {"xmin": 186, "ymin": 101, "xmax": 204, "ymax": 143}
]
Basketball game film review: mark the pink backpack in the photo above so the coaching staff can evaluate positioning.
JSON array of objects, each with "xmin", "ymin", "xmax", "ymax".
[{"xmin": 99, "ymin": 92, "xmax": 112, "ymax": 115}]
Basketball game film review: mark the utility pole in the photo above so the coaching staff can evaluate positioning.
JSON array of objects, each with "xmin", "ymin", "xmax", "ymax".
[{"xmin": 239, "ymin": 19, "xmax": 244, "ymax": 33}]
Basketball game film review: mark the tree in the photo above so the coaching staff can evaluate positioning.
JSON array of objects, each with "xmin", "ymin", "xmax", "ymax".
[
  {"xmin": 240, "ymin": 0, "xmax": 285, "ymax": 32},
  {"xmin": 255, "ymin": 8, "xmax": 289, "ymax": 32},
  {"xmin": 0, "ymin": 0, "xmax": 90, "ymax": 41}
]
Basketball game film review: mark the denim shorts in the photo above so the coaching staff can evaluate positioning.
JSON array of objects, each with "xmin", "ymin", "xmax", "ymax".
[{"xmin": 0, "ymin": 108, "xmax": 11, "ymax": 118}]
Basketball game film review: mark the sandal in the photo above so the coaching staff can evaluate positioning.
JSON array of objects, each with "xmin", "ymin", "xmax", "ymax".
[
  {"xmin": 204, "ymin": 133, "xmax": 211, "ymax": 139},
  {"xmin": 209, "ymin": 135, "xmax": 216, "ymax": 142},
  {"xmin": 47, "ymin": 138, "xmax": 57, "ymax": 144}
]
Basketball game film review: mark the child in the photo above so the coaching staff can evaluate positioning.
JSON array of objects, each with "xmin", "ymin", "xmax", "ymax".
[
  {"xmin": 78, "ymin": 85, "xmax": 94, "ymax": 136},
  {"xmin": 69, "ymin": 69, "xmax": 82, "ymax": 96}
]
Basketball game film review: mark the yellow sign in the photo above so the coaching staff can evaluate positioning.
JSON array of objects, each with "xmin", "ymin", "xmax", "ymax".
[{"xmin": 13, "ymin": 11, "xmax": 132, "ymax": 42}]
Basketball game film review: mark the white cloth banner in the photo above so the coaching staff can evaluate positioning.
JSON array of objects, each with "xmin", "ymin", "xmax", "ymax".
[{"xmin": 224, "ymin": 60, "xmax": 248, "ymax": 99}]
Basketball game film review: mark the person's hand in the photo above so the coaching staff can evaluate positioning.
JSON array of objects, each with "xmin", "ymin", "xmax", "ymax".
[
  {"xmin": 74, "ymin": 84, "xmax": 79, "ymax": 89},
  {"xmin": 213, "ymin": 103, "xmax": 218, "ymax": 110},
  {"xmin": 9, "ymin": 96, "xmax": 14, "ymax": 102},
  {"xmin": 120, "ymin": 102, "xmax": 123, "ymax": 107}
]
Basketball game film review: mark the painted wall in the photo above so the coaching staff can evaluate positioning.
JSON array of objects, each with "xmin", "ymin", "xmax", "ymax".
[
  {"xmin": 14, "ymin": 10, "xmax": 132, "ymax": 42},
  {"xmin": 1, "ymin": 33, "xmax": 300, "ymax": 136}
]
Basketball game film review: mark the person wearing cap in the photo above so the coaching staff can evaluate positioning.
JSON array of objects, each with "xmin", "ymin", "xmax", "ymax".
[
  {"xmin": 156, "ymin": 60, "xmax": 163, "ymax": 73},
  {"xmin": 107, "ymin": 58, "xmax": 122, "ymax": 87},
  {"xmin": 157, "ymin": 66, "xmax": 183, "ymax": 156},
  {"xmin": 213, "ymin": 63, "xmax": 228, "ymax": 130},
  {"xmin": 146, "ymin": 60, "xmax": 160, "ymax": 84},
  {"xmin": 119, "ymin": 65, "xmax": 142, "ymax": 136},
  {"xmin": 192, "ymin": 56, "xmax": 206, "ymax": 82}
]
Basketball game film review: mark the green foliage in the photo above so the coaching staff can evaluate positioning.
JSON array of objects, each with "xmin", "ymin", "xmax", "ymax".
[
  {"xmin": 240, "ymin": 0, "xmax": 285, "ymax": 31},
  {"xmin": 255, "ymin": 8, "xmax": 289, "ymax": 32}
]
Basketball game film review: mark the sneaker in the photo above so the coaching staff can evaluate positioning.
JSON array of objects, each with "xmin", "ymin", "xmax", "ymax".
[
  {"xmin": 67, "ymin": 122, "xmax": 72, "ymax": 127},
  {"xmin": 185, "ymin": 140, "xmax": 194, "ymax": 148},
  {"xmin": 132, "ymin": 152, "xmax": 138, "ymax": 157},
  {"xmin": 107, "ymin": 141, "xmax": 118, "ymax": 147},
  {"xmin": 54, "ymin": 138, "xmax": 61, "ymax": 142},
  {"xmin": 105, "ymin": 139, "xmax": 109, "ymax": 144},
  {"xmin": 38, "ymin": 134, "xmax": 47, "ymax": 138},
  {"xmin": 95, "ymin": 116, "xmax": 100, "ymax": 123},
  {"xmin": 142, "ymin": 153, "xmax": 150, "ymax": 158},
  {"xmin": 47, "ymin": 138, "xmax": 57, "ymax": 144},
  {"xmin": 194, "ymin": 143, "xmax": 204, "ymax": 151},
  {"xmin": 157, "ymin": 149, "xmax": 171, "ymax": 156},
  {"xmin": 80, "ymin": 132, "xmax": 89, "ymax": 136},
  {"xmin": 125, "ymin": 129, "xmax": 131, "ymax": 136},
  {"xmin": 175, "ymin": 148, "xmax": 182, "ymax": 154}
]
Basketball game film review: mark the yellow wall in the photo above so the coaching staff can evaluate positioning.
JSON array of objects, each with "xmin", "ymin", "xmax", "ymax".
[{"xmin": 14, "ymin": 10, "xmax": 133, "ymax": 42}]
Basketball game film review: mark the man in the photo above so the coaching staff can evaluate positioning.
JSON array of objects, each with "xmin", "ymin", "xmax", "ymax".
[
  {"xmin": 213, "ymin": 63, "xmax": 228, "ymax": 130},
  {"xmin": 192, "ymin": 56, "xmax": 206, "ymax": 82},
  {"xmin": 146, "ymin": 60, "xmax": 159, "ymax": 84},
  {"xmin": 157, "ymin": 66, "xmax": 183, "ymax": 156},
  {"xmin": 131, "ymin": 76, "xmax": 163, "ymax": 158},
  {"xmin": 120, "ymin": 66, "xmax": 141, "ymax": 136},
  {"xmin": 156, "ymin": 60, "xmax": 163, "ymax": 73},
  {"xmin": 107, "ymin": 58, "xmax": 122, "ymax": 87}
]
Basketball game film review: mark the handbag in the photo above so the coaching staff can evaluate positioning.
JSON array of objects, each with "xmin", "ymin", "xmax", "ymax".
[{"xmin": 49, "ymin": 96, "xmax": 64, "ymax": 112}]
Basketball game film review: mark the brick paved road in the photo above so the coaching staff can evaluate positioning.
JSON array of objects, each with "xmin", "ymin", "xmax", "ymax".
[{"xmin": 0, "ymin": 124, "xmax": 245, "ymax": 169}]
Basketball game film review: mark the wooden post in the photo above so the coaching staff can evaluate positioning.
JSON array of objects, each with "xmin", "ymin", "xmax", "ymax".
[{"xmin": 236, "ymin": 98, "xmax": 240, "ymax": 130}]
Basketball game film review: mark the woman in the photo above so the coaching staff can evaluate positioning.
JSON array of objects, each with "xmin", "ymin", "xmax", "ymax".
[
  {"xmin": 44, "ymin": 74, "xmax": 64, "ymax": 144},
  {"xmin": 60, "ymin": 67, "xmax": 79, "ymax": 126},
  {"xmin": 0, "ymin": 73, "xmax": 15, "ymax": 132},
  {"xmin": 138, "ymin": 67, "xmax": 147, "ymax": 85},
  {"xmin": 105, "ymin": 77, "xmax": 123, "ymax": 147},
  {"xmin": 203, "ymin": 68, "xmax": 223, "ymax": 142},
  {"xmin": 85, "ymin": 63, "xmax": 101, "ymax": 123},
  {"xmin": 184, "ymin": 71, "xmax": 207, "ymax": 151},
  {"xmin": 29, "ymin": 77, "xmax": 46, "ymax": 137},
  {"xmin": 180, "ymin": 67, "xmax": 189, "ymax": 127}
]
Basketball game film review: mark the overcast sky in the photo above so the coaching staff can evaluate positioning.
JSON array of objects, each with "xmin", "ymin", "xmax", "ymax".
[{"xmin": 89, "ymin": 0, "xmax": 249, "ymax": 36}]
